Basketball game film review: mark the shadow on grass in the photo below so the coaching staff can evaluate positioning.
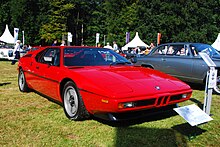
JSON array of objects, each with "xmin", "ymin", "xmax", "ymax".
[
  {"xmin": 113, "ymin": 120, "xmax": 206, "ymax": 146},
  {"xmin": 93, "ymin": 106, "xmax": 178, "ymax": 127},
  {"xmin": 190, "ymin": 98, "xmax": 203, "ymax": 109},
  {"xmin": 172, "ymin": 123, "xmax": 206, "ymax": 140},
  {"xmin": 115, "ymin": 126, "xmax": 188, "ymax": 147},
  {"xmin": 0, "ymin": 82, "xmax": 11, "ymax": 86}
]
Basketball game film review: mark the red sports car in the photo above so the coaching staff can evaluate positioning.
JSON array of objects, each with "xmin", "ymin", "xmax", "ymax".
[{"xmin": 18, "ymin": 46, "xmax": 192, "ymax": 121}]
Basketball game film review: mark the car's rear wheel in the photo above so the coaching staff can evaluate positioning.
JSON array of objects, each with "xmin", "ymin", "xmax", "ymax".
[
  {"xmin": 142, "ymin": 65, "xmax": 153, "ymax": 69},
  {"xmin": 62, "ymin": 81, "xmax": 90, "ymax": 120},
  {"xmin": 18, "ymin": 69, "xmax": 30, "ymax": 92},
  {"xmin": 214, "ymin": 72, "xmax": 220, "ymax": 95}
]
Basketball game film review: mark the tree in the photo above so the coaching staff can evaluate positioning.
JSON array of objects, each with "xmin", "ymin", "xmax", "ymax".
[
  {"xmin": 0, "ymin": 0, "xmax": 219, "ymax": 46},
  {"xmin": 39, "ymin": 0, "xmax": 74, "ymax": 45}
]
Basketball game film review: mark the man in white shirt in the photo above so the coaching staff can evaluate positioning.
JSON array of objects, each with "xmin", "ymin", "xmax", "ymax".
[
  {"xmin": 113, "ymin": 41, "xmax": 118, "ymax": 51},
  {"xmin": 104, "ymin": 42, "xmax": 113, "ymax": 50},
  {"xmin": 11, "ymin": 40, "xmax": 21, "ymax": 65}
]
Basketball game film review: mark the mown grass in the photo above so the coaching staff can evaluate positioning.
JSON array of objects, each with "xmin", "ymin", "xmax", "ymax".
[{"xmin": 0, "ymin": 61, "xmax": 219, "ymax": 147}]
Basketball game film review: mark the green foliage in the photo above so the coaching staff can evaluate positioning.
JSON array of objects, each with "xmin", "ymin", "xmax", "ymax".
[
  {"xmin": 0, "ymin": 1, "xmax": 11, "ymax": 32},
  {"xmin": 0, "ymin": 61, "xmax": 220, "ymax": 146},
  {"xmin": 0, "ymin": 0, "xmax": 219, "ymax": 46},
  {"xmin": 39, "ymin": 0, "xmax": 74, "ymax": 44}
]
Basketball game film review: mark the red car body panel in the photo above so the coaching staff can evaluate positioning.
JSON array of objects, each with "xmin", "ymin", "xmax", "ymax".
[{"xmin": 18, "ymin": 46, "xmax": 192, "ymax": 117}]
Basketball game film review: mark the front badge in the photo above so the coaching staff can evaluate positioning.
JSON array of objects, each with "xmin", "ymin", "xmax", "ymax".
[{"xmin": 155, "ymin": 86, "xmax": 160, "ymax": 90}]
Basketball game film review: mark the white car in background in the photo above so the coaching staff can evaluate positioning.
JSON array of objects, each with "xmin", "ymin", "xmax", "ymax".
[
  {"xmin": 0, "ymin": 41, "xmax": 27, "ymax": 60},
  {"xmin": 0, "ymin": 43, "xmax": 14, "ymax": 60}
]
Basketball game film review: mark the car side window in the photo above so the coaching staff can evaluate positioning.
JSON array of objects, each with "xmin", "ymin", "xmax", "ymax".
[
  {"xmin": 37, "ymin": 48, "xmax": 60, "ymax": 66},
  {"xmin": 152, "ymin": 45, "xmax": 168, "ymax": 55},
  {"xmin": 167, "ymin": 46, "xmax": 175, "ymax": 55},
  {"xmin": 190, "ymin": 45, "xmax": 198, "ymax": 56},
  {"xmin": 172, "ymin": 45, "xmax": 188, "ymax": 56}
]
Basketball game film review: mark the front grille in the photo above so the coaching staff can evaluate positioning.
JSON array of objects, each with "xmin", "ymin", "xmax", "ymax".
[
  {"xmin": 170, "ymin": 95, "xmax": 182, "ymax": 102},
  {"xmin": 134, "ymin": 98, "xmax": 156, "ymax": 107},
  {"xmin": 156, "ymin": 96, "xmax": 169, "ymax": 106},
  {"xmin": 157, "ymin": 96, "xmax": 163, "ymax": 106}
]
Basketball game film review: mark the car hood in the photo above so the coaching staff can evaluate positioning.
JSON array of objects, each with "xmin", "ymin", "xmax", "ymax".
[{"xmin": 68, "ymin": 66, "xmax": 191, "ymax": 98}]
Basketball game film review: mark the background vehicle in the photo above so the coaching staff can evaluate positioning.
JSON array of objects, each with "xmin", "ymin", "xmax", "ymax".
[
  {"xmin": 0, "ymin": 41, "xmax": 14, "ymax": 60},
  {"xmin": 18, "ymin": 46, "xmax": 192, "ymax": 121},
  {"xmin": 135, "ymin": 43, "xmax": 220, "ymax": 94}
]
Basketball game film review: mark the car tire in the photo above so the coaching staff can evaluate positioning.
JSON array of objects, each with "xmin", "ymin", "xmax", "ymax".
[
  {"xmin": 62, "ymin": 81, "xmax": 90, "ymax": 120},
  {"xmin": 18, "ymin": 69, "xmax": 30, "ymax": 92},
  {"xmin": 214, "ymin": 72, "xmax": 220, "ymax": 95}
]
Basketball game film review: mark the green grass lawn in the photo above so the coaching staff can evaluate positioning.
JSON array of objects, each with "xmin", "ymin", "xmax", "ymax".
[{"xmin": 0, "ymin": 61, "xmax": 219, "ymax": 147}]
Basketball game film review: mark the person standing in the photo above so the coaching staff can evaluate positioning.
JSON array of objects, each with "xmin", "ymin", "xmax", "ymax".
[
  {"xmin": 52, "ymin": 39, "xmax": 57, "ymax": 46},
  {"xmin": 60, "ymin": 40, "xmax": 66, "ymax": 46},
  {"xmin": 11, "ymin": 40, "xmax": 21, "ymax": 65},
  {"xmin": 113, "ymin": 41, "xmax": 118, "ymax": 51},
  {"xmin": 104, "ymin": 42, "xmax": 113, "ymax": 50}
]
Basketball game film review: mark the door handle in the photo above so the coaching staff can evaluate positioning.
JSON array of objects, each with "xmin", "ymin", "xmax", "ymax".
[{"xmin": 36, "ymin": 66, "xmax": 39, "ymax": 69}]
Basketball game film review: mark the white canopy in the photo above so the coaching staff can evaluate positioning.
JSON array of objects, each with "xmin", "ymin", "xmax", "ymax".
[
  {"xmin": 0, "ymin": 24, "xmax": 15, "ymax": 44},
  {"xmin": 122, "ymin": 32, "xmax": 149, "ymax": 50},
  {"xmin": 212, "ymin": 33, "xmax": 220, "ymax": 51}
]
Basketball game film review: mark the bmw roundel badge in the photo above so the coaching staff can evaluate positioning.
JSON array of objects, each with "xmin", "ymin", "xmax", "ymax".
[{"xmin": 155, "ymin": 86, "xmax": 160, "ymax": 90}]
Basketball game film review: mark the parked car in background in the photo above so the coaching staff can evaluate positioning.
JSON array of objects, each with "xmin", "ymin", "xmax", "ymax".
[
  {"xmin": 135, "ymin": 43, "xmax": 220, "ymax": 94},
  {"xmin": 29, "ymin": 46, "xmax": 42, "ymax": 52},
  {"xmin": 118, "ymin": 50, "xmax": 137, "ymax": 62},
  {"xmin": 0, "ymin": 42, "xmax": 14, "ymax": 60},
  {"xmin": 18, "ymin": 46, "xmax": 192, "ymax": 121},
  {"xmin": 0, "ymin": 41, "xmax": 29, "ymax": 60}
]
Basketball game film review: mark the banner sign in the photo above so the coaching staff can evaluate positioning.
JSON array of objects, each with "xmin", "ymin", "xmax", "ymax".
[
  {"xmin": 96, "ymin": 33, "xmax": 100, "ymax": 44},
  {"xmin": 126, "ymin": 32, "xmax": 130, "ymax": 44},
  {"xmin": 157, "ymin": 33, "xmax": 161, "ymax": 45},
  {"xmin": 68, "ymin": 32, "xmax": 72, "ymax": 43},
  {"xmin": 14, "ymin": 28, "xmax": 19, "ymax": 43},
  {"xmin": 174, "ymin": 104, "xmax": 213, "ymax": 126}
]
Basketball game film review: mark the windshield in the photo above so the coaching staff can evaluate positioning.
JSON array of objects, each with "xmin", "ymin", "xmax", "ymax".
[
  {"xmin": 192, "ymin": 44, "xmax": 220, "ymax": 57},
  {"xmin": 64, "ymin": 47, "xmax": 131, "ymax": 66}
]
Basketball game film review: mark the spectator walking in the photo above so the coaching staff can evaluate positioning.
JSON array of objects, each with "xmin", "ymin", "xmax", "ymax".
[
  {"xmin": 11, "ymin": 40, "xmax": 21, "ymax": 65},
  {"xmin": 104, "ymin": 42, "xmax": 113, "ymax": 50},
  {"xmin": 60, "ymin": 40, "xmax": 66, "ymax": 46},
  {"xmin": 150, "ymin": 42, "xmax": 155, "ymax": 50},
  {"xmin": 52, "ymin": 39, "xmax": 57, "ymax": 46},
  {"xmin": 113, "ymin": 41, "xmax": 118, "ymax": 51}
]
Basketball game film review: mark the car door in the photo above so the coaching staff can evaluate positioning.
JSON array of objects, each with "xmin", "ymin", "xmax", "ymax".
[
  {"xmin": 138, "ymin": 45, "xmax": 169, "ymax": 72},
  {"xmin": 188, "ymin": 45, "xmax": 209, "ymax": 83},
  {"xmin": 30, "ymin": 47, "xmax": 61, "ymax": 100},
  {"xmin": 161, "ymin": 44, "xmax": 194, "ymax": 80}
]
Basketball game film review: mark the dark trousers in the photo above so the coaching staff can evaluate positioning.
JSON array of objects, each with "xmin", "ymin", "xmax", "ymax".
[{"xmin": 11, "ymin": 51, "xmax": 20, "ymax": 65}]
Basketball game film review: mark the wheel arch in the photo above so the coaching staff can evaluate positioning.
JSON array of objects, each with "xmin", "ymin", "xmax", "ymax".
[
  {"xmin": 203, "ymin": 67, "xmax": 220, "ymax": 83},
  {"xmin": 60, "ymin": 78, "xmax": 90, "ymax": 120},
  {"xmin": 141, "ymin": 63, "xmax": 154, "ymax": 69},
  {"xmin": 59, "ymin": 78, "xmax": 75, "ymax": 102}
]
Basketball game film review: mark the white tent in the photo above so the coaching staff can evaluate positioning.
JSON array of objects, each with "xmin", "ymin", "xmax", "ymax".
[
  {"xmin": 0, "ymin": 24, "xmax": 15, "ymax": 44},
  {"xmin": 122, "ymin": 32, "xmax": 149, "ymax": 50},
  {"xmin": 212, "ymin": 33, "xmax": 220, "ymax": 51}
]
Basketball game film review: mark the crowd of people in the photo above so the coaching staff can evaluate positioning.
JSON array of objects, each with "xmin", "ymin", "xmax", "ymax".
[
  {"xmin": 10, "ymin": 39, "xmax": 155, "ymax": 65},
  {"xmin": 104, "ymin": 41, "xmax": 155, "ymax": 54}
]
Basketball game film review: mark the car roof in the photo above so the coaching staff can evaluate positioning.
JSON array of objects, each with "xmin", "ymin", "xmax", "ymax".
[
  {"xmin": 157, "ymin": 42, "xmax": 207, "ymax": 46},
  {"xmin": 37, "ymin": 46, "xmax": 108, "ymax": 50}
]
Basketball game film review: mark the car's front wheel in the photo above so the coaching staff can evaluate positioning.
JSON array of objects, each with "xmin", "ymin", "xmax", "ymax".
[
  {"xmin": 18, "ymin": 69, "xmax": 30, "ymax": 92},
  {"xmin": 62, "ymin": 81, "xmax": 90, "ymax": 120}
]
